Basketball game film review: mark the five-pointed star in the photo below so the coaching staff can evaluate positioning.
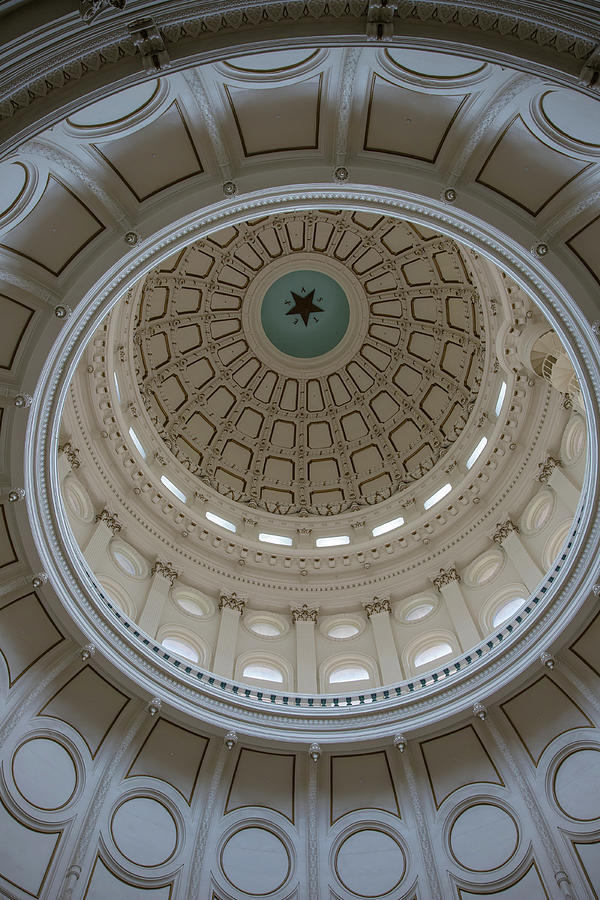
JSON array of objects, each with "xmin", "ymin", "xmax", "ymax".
[{"xmin": 285, "ymin": 289, "xmax": 323, "ymax": 327}]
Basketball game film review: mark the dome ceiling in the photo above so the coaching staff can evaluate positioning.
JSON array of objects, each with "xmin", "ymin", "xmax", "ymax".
[{"xmin": 132, "ymin": 210, "xmax": 486, "ymax": 515}]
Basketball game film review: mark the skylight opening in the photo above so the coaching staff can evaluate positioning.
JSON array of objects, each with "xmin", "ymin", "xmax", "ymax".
[
  {"xmin": 128, "ymin": 427, "xmax": 146, "ymax": 459},
  {"xmin": 315, "ymin": 535, "xmax": 350, "ymax": 548},
  {"xmin": 259, "ymin": 532, "xmax": 293, "ymax": 547},
  {"xmin": 113, "ymin": 371, "xmax": 121, "ymax": 403},
  {"xmin": 206, "ymin": 510, "xmax": 236, "ymax": 533},
  {"xmin": 372, "ymin": 515, "xmax": 405, "ymax": 537},
  {"xmin": 424, "ymin": 483, "xmax": 452, "ymax": 510},
  {"xmin": 495, "ymin": 381, "xmax": 507, "ymax": 417},
  {"xmin": 160, "ymin": 475, "xmax": 186, "ymax": 503},
  {"xmin": 466, "ymin": 436, "xmax": 488, "ymax": 470}
]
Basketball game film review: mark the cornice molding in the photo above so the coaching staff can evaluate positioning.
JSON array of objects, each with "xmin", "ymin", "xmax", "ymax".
[{"xmin": 1, "ymin": 2, "xmax": 598, "ymax": 125}]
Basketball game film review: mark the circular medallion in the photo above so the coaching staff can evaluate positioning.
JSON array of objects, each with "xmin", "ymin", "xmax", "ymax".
[
  {"xmin": 260, "ymin": 269, "xmax": 349, "ymax": 358},
  {"xmin": 553, "ymin": 749, "xmax": 600, "ymax": 821},
  {"xmin": 449, "ymin": 803, "xmax": 519, "ymax": 871},
  {"xmin": 221, "ymin": 826, "xmax": 290, "ymax": 895},
  {"xmin": 12, "ymin": 738, "xmax": 77, "ymax": 810},
  {"xmin": 335, "ymin": 828, "xmax": 406, "ymax": 897},
  {"xmin": 111, "ymin": 796, "xmax": 178, "ymax": 867}
]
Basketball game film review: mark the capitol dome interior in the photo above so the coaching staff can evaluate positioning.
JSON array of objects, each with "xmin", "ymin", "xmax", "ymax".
[{"xmin": 0, "ymin": 1, "xmax": 599, "ymax": 898}]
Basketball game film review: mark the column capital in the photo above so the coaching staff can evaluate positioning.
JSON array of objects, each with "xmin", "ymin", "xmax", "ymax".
[
  {"xmin": 363, "ymin": 596, "xmax": 391, "ymax": 617},
  {"xmin": 218, "ymin": 592, "xmax": 245, "ymax": 613},
  {"xmin": 59, "ymin": 441, "xmax": 81, "ymax": 470},
  {"xmin": 538, "ymin": 455, "xmax": 561, "ymax": 483},
  {"xmin": 150, "ymin": 559, "xmax": 178, "ymax": 586},
  {"xmin": 492, "ymin": 519, "xmax": 519, "ymax": 545},
  {"xmin": 432, "ymin": 566, "xmax": 460, "ymax": 591},
  {"xmin": 94, "ymin": 508, "xmax": 121, "ymax": 535},
  {"xmin": 291, "ymin": 604, "xmax": 318, "ymax": 624}
]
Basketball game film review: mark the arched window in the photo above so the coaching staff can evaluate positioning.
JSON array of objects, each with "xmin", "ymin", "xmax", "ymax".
[
  {"xmin": 320, "ymin": 654, "xmax": 378, "ymax": 692},
  {"xmin": 414, "ymin": 642, "xmax": 453, "ymax": 668},
  {"xmin": 404, "ymin": 632, "xmax": 458, "ymax": 675},
  {"xmin": 480, "ymin": 585, "xmax": 529, "ymax": 634},
  {"xmin": 235, "ymin": 651, "xmax": 292, "ymax": 689},
  {"xmin": 242, "ymin": 663, "xmax": 284, "ymax": 683},
  {"xmin": 543, "ymin": 520, "xmax": 573, "ymax": 570},
  {"xmin": 156, "ymin": 626, "xmax": 208, "ymax": 667},
  {"xmin": 329, "ymin": 665, "xmax": 370, "ymax": 683},
  {"xmin": 492, "ymin": 597, "xmax": 526, "ymax": 627},
  {"xmin": 161, "ymin": 636, "xmax": 199, "ymax": 663}
]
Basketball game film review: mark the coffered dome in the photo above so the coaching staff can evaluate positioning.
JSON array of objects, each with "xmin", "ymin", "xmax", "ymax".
[{"xmin": 129, "ymin": 210, "xmax": 486, "ymax": 515}]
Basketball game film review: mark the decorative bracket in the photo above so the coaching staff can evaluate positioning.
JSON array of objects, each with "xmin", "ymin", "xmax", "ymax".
[{"xmin": 128, "ymin": 17, "xmax": 170, "ymax": 73}]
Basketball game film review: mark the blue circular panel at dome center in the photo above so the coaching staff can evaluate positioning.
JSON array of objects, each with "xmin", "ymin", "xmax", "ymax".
[{"xmin": 261, "ymin": 270, "xmax": 350, "ymax": 358}]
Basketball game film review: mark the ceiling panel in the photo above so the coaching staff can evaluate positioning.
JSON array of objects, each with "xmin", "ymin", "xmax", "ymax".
[
  {"xmin": 364, "ymin": 75, "xmax": 467, "ymax": 161},
  {"xmin": 93, "ymin": 101, "xmax": 203, "ymax": 201},
  {"xmin": 476, "ymin": 116, "xmax": 588, "ymax": 215},
  {"xmin": 567, "ymin": 213, "xmax": 600, "ymax": 285},
  {"xmin": 225, "ymin": 75, "xmax": 322, "ymax": 156},
  {"xmin": 0, "ymin": 176, "xmax": 104, "ymax": 276}
]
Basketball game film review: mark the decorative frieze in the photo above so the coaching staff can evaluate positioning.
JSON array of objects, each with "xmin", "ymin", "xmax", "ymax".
[
  {"xmin": 59, "ymin": 441, "xmax": 81, "ymax": 470},
  {"xmin": 94, "ymin": 508, "xmax": 121, "ymax": 535},
  {"xmin": 218, "ymin": 593, "xmax": 245, "ymax": 613},
  {"xmin": 363, "ymin": 597, "xmax": 391, "ymax": 617},
  {"xmin": 291, "ymin": 604, "xmax": 318, "ymax": 624},
  {"xmin": 538, "ymin": 455, "xmax": 561, "ymax": 483},
  {"xmin": 151, "ymin": 560, "xmax": 178, "ymax": 586},
  {"xmin": 492, "ymin": 519, "xmax": 519, "ymax": 545},
  {"xmin": 432, "ymin": 566, "xmax": 461, "ymax": 591}
]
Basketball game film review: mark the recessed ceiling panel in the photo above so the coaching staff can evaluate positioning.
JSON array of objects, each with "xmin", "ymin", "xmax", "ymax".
[
  {"xmin": 567, "ymin": 213, "xmax": 600, "ymax": 286},
  {"xmin": 93, "ymin": 102, "xmax": 203, "ymax": 201},
  {"xmin": 477, "ymin": 116, "xmax": 588, "ymax": 215},
  {"xmin": 0, "ymin": 176, "xmax": 104, "ymax": 275},
  {"xmin": 364, "ymin": 74, "xmax": 467, "ymax": 161},
  {"xmin": 226, "ymin": 75, "xmax": 322, "ymax": 156}
]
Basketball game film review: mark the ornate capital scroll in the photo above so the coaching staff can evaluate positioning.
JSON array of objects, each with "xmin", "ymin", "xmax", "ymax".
[
  {"xmin": 538, "ymin": 455, "xmax": 561, "ymax": 483},
  {"xmin": 492, "ymin": 519, "xmax": 519, "ymax": 545},
  {"xmin": 59, "ymin": 441, "xmax": 81, "ymax": 469},
  {"xmin": 151, "ymin": 560, "xmax": 178, "ymax": 586},
  {"xmin": 363, "ymin": 597, "xmax": 391, "ymax": 617},
  {"xmin": 432, "ymin": 566, "xmax": 460, "ymax": 591},
  {"xmin": 94, "ymin": 508, "xmax": 121, "ymax": 535},
  {"xmin": 291, "ymin": 604, "xmax": 318, "ymax": 624},
  {"xmin": 218, "ymin": 593, "xmax": 245, "ymax": 613}
]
